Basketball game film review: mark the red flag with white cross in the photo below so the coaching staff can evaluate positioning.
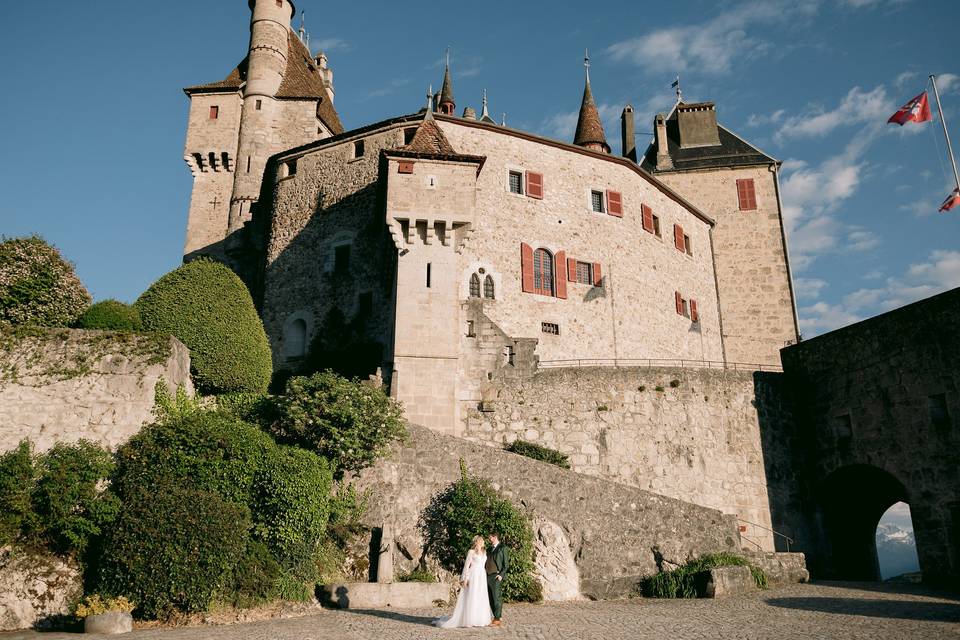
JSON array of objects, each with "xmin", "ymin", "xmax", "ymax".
[{"xmin": 888, "ymin": 92, "xmax": 933, "ymax": 126}]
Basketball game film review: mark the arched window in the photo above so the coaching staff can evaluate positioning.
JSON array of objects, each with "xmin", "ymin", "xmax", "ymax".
[
  {"xmin": 483, "ymin": 275, "xmax": 495, "ymax": 299},
  {"xmin": 533, "ymin": 248, "xmax": 554, "ymax": 296},
  {"xmin": 469, "ymin": 273, "xmax": 481, "ymax": 298},
  {"xmin": 285, "ymin": 318, "xmax": 307, "ymax": 357}
]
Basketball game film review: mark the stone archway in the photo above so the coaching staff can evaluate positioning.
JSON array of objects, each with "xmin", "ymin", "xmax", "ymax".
[{"xmin": 818, "ymin": 465, "xmax": 910, "ymax": 581}]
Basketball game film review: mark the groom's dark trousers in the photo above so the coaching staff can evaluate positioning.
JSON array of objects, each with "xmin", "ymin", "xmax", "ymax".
[{"xmin": 485, "ymin": 543, "xmax": 508, "ymax": 620}]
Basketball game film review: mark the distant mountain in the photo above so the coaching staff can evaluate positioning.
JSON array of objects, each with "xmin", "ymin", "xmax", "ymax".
[{"xmin": 876, "ymin": 522, "xmax": 920, "ymax": 580}]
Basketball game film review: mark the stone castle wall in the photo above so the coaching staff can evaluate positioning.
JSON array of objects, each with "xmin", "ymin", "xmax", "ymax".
[
  {"xmin": 654, "ymin": 165, "xmax": 798, "ymax": 366},
  {"xmin": 460, "ymin": 364, "xmax": 790, "ymax": 551},
  {"xmin": 355, "ymin": 423, "xmax": 744, "ymax": 599},
  {"xmin": 0, "ymin": 330, "xmax": 192, "ymax": 453}
]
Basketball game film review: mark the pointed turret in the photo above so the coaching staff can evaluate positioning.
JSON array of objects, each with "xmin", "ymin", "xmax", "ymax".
[
  {"xmin": 479, "ymin": 89, "xmax": 496, "ymax": 124},
  {"xmin": 438, "ymin": 50, "xmax": 456, "ymax": 115},
  {"xmin": 573, "ymin": 50, "xmax": 610, "ymax": 154}
]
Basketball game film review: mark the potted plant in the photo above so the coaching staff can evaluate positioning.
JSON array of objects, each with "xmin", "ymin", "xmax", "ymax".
[{"xmin": 74, "ymin": 595, "xmax": 135, "ymax": 635}]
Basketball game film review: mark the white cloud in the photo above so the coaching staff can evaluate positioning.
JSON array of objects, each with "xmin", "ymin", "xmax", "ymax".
[
  {"xmin": 312, "ymin": 38, "xmax": 350, "ymax": 53},
  {"xmin": 794, "ymin": 277, "xmax": 828, "ymax": 301},
  {"xmin": 540, "ymin": 103, "xmax": 622, "ymax": 142},
  {"xmin": 937, "ymin": 73, "xmax": 960, "ymax": 94},
  {"xmin": 895, "ymin": 71, "xmax": 920, "ymax": 89},
  {"xmin": 799, "ymin": 301, "xmax": 861, "ymax": 335},
  {"xmin": 364, "ymin": 77, "xmax": 413, "ymax": 100},
  {"xmin": 745, "ymin": 109, "xmax": 786, "ymax": 129},
  {"xmin": 605, "ymin": 1, "xmax": 815, "ymax": 76},
  {"xmin": 774, "ymin": 86, "xmax": 890, "ymax": 143}
]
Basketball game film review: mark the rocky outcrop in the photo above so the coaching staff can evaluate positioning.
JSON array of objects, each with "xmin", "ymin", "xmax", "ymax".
[
  {"xmin": 0, "ymin": 546, "xmax": 82, "ymax": 631},
  {"xmin": 533, "ymin": 519, "xmax": 582, "ymax": 601}
]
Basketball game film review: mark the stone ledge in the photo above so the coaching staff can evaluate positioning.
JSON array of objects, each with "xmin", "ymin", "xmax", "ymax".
[
  {"xmin": 695, "ymin": 565, "xmax": 757, "ymax": 598},
  {"xmin": 318, "ymin": 582, "xmax": 450, "ymax": 609}
]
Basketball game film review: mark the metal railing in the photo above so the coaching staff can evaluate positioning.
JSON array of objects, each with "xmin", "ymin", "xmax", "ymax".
[
  {"xmin": 537, "ymin": 357, "xmax": 783, "ymax": 373},
  {"xmin": 737, "ymin": 518, "xmax": 794, "ymax": 552}
]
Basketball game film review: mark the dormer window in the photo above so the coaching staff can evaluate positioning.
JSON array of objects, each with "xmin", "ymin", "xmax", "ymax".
[{"xmin": 404, "ymin": 127, "xmax": 417, "ymax": 145}]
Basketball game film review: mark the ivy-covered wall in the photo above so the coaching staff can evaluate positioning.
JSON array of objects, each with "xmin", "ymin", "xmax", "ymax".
[{"xmin": 0, "ymin": 328, "xmax": 192, "ymax": 453}]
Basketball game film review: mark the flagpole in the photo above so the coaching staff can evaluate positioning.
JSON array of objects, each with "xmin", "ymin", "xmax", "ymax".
[{"xmin": 930, "ymin": 74, "xmax": 960, "ymax": 194}]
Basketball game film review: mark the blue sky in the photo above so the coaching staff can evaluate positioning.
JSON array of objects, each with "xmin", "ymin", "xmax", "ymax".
[{"xmin": 1, "ymin": 0, "xmax": 957, "ymax": 337}]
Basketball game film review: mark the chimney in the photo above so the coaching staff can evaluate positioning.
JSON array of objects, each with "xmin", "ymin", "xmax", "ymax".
[
  {"xmin": 655, "ymin": 114, "xmax": 673, "ymax": 170},
  {"xmin": 621, "ymin": 105, "xmax": 636, "ymax": 161},
  {"xmin": 676, "ymin": 102, "xmax": 720, "ymax": 148}
]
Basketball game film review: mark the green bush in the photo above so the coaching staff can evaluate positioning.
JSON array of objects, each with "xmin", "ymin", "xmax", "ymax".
[
  {"xmin": 135, "ymin": 258, "xmax": 272, "ymax": 394},
  {"xmin": 0, "ymin": 236, "xmax": 91, "ymax": 327},
  {"xmin": 252, "ymin": 446, "xmax": 332, "ymax": 582},
  {"xmin": 97, "ymin": 483, "xmax": 249, "ymax": 618},
  {"xmin": 152, "ymin": 380, "xmax": 203, "ymax": 423},
  {"xmin": 74, "ymin": 299, "xmax": 142, "ymax": 331},
  {"xmin": 504, "ymin": 440, "xmax": 571, "ymax": 469},
  {"xmin": 639, "ymin": 552, "xmax": 767, "ymax": 598},
  {"xmin": 397, "ymin": 567, "xmax": 436, "ymax": 583},
  {"xmin": 223, "ymin": 540, "xmax": 281, "ymax": 609},
  {"xmin": 31, "ymin": 440, "xmax": 119, "ymax": 556},
  {"xmin": 113, "ymin": 411, "xmax": 274, "ymax": 508},
  {"xmin": 272, "ymin": 371, "xmax": 406, "ymax": 476},
  {"xmin": 217, "ymin": 392, "xmax": 280, "ymax": 429},
  {"xmin": 419, "ymin": 461, "xmax": 540, "ymax": 603},
  {"xmin": 0, "ymin": 441, "xmax": 35, "ymax": 546}
]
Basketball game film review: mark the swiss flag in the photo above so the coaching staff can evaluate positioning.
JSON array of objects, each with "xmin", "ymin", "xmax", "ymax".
[
  {"xmin": 939, "ymin": 188, "xmax": 960, "ymax": 213},
  {"xmin": 888, "ymin": 92, "xmax": 932, "ymax": 126}
]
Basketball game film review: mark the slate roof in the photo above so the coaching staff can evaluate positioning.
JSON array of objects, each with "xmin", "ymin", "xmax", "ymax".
[
  {"xmin": 183, "ymin": 29, "xmax": 343, "ymax": 134},
  {"xmin": 573, "ymin": 80, "xmax": 609, "ymax": 152},
  {"xmin": 640, "ymin": 102, "xmax": 776, "ymax": 172},
  {"xmin": 439, "ymin": 64, "xmax": 455, "ymax": 108}
]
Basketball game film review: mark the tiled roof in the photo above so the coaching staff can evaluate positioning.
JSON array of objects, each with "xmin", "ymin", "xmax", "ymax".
[
  {"xmin": 402, "ymin": 118, "xmax": 458, "ymax": 155},
  {"xmin": 573, "ymin": 80, "xmax": 609, "ymax": 151},
  {"xmin": 182, "ymin": 29, "xmax": 343, "ymax": 135},
  {"xmin": 640, "ymin": 103, "xmax": 776, "ymax": 172},
  {"xmin": 439, "ymin": 64, "xmax": 455, "ymax": 107}
]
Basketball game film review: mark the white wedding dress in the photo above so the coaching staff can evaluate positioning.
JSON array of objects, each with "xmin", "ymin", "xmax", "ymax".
[{"xmin": 434, "ymin": 549, "xmax": 494, "ymax": 628}]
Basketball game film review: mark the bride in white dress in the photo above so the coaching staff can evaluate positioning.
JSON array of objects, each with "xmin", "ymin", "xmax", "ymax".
[{"xmin": 434, "ymin": 536, "xmax": 494, "ymax": 628}]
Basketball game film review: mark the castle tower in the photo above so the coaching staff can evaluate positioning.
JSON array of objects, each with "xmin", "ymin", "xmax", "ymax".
[
  {"xmin": 181, "ymin": 0, "xmax": 343, "ymax": 259},
  {"xmin": 437, "ymin": 56, "xmax": 456, "ymax": 116},
  {"xmin": 573, "ymin": 51, "xmax": 610, "ymax": 154}
]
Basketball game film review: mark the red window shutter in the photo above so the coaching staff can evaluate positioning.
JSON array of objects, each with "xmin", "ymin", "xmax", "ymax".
[
  {"xmin": 554, "ymin": 251, "xmax": 567, "ymax": 299},
  {"xmin": 209, "ymin": 105, "xmax": 219, "ymax": 119},
  {"xmin": 737, "ymin": 179, "xmax": 757, "ymax": 211},
  {"xmin": 607, "ymin": 190, "xmax": 623, "ymax": 217},
  {"xmin": 526, "ymin": 171, "xmax": 544, "ymax": 199},
  {"xmin": 675, "ymin": 291, "xmax": 683, "ymax": 315},
  {"xmin": 398, "ymin": 160, "xmax": 414, "ymax": 174},
  {"xmin": 674, "ymin": 224, "xmax": 685, "ymax": 251},
  {"xmin": 690, "ymin": 299, "xmax": 699, "ymax": 323},
  {"xmin": 521, "ymin": 243, "xmax": 535, "ymax": 293},
  {"xmin": 593, "ymin": 262, "xmax": 602, "ymax": 286},
  {"xmin": 642, "ymin": 204, "xmax": 654, "ymax": 233},
  {"xmin": 567, "ymin": 257, "xmax": 577, "ymax": 281}
]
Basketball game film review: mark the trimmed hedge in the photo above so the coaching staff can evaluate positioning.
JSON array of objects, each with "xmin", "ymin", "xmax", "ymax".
[
  {"xmin": 419, "ymin": 461, "xmax": 541, "ymax": 603},
  {"xmin": 75, "ymin": 299, "xmax": 142, "ymax": 331},
  {"xmin": 97, "ymin": 483, "xmax": 249, "ymax": 618},
  {"xmin": 135, "ymin": 259, "xmax": 272, "ymax": 394},
  {"xmin": 504, "ymin": 440, "xmax": 571, "ymax": 469},
  {"xmin": 0, "ymin": 236, "xmax": 91, "ymax": 327}
]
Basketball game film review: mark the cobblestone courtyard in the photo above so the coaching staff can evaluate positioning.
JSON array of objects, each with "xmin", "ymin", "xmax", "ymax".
[{"xmin": 4, "ymin": 582, "xmax": 958, "ymax": 640}]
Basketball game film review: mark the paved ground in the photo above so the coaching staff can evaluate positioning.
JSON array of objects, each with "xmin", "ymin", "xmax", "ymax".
[{"xmin": 4, "ymin": 582, "xmax": 958, "ymax": 640}]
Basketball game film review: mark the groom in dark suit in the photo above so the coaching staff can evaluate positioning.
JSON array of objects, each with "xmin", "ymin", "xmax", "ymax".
[{"xmin": 485, "ymin": 533, "xmax": 508, "ymax": 627}]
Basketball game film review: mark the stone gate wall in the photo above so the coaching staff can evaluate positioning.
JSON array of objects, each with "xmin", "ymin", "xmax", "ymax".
[
  {"xmin": 0, "ymin": 329, "xmax": 193, "ymax": 453},
  {"xmin": 461, "ymin": 365, "xmax": 795, "ymax": 551}
]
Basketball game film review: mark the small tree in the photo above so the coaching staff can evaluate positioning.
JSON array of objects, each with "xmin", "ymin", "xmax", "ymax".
[
  {"xmin": 75, "ymin": 299, "xmax": 142, "ymax": 331},
  {"xmin": 0, "ymin": 441, "xmax": 35, "ymax": 546},
  {"xmin": 0, "ymin": 236, "xmax": 91, "ymax": 327},
  {"xmin": 419, "ymin": 461, "xmax": 541, "ymax": 602},
  {"xmin": 272, "ymin": 371, "xmax": 406, "ymax": 476}
]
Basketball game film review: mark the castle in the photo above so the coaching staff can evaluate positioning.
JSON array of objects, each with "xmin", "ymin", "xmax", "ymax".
[{"xmin": 181, "ymin": 0, "xmax": 799, "ymax": 432}]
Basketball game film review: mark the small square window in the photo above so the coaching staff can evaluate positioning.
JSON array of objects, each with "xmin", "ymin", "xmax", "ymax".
[
  {"xmin": 353, "ymin": 139, "xmax": 365, "ymax": 159},
  {"xmin": 541, "ymin": 322, "xmax": 560, "ymax": 335},
  {"xmin": 281, "ymin": 159, "xmax": 297, "ymax": 178},
  {"xmin": 575, "ymin": 261, "xmax": 593, "ymax": 285},
  {"xmin": 256, "ymin": 99, "xmax": 262, "ymax": 110},
  {"xmin": 403, "ymin": 127, "xmax": 417, "ymax": 144},
  {"xmin": 684, "ymin": 234, "xmax": 693, "ymax": 256},
  {"xmin": 209, "ymin": 105, "xmax": 219, "ymax": 120},
  {"xmin": 653, "ymin": 214, "xmax": 661, "ymax": 237},
  {"xmin": 509, "ymin": 171, "xmax": 523, "ymax": 195},
  {"xmin": 466, "ymin": 320, "xmax": 476, "ymax": 337},
  {"xmin": 275, "ymin": 0, "xmax": 283, "ymax": 7},
  {"xmin": 681, "ymin": 298, "xmax": 689, "ymax": 318},
  {"xmin": 591, "ymin": 190, "xmax": 605, "ymax": 213},
  {"xmin": 334, "ymin": 244, "xmax": 350, "ymax": 273}
]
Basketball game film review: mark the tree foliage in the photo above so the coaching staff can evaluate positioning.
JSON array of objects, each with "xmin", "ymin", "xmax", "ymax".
[
  {"xmin": 135, "ymin": 258, "xmax": 272, "ymax": 394},
  {"xmin": 75, "ymin": 299, "xmax": 142, "ymax": 331},
  {"xmin": 0, "ymin": 236, "xmax": 91, "ymax": 327}
]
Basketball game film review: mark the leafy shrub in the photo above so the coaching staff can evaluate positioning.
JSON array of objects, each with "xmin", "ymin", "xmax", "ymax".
[
  {"xmin": 223, "ymin": 540, "xmax": 281, "ymax": 609},
  {"xmin": 419, "ymin": 461, "xmax": 540, "ymax": 603},
  {"xmin": 327, "ymin": 483, "xmax": 370, "ymax": 533},
  {"xmin": 74, "ymin": 300, "xmax": 142, "ymax": 331},
  {"xmin": 216, "ymin": 392, "xmax": 280, "ymax": 429},
  {"xmin": 152, "ymin": 380, "xmax": 203, "ymax": 423},
  {"xmin": 272, "ymin": 371, "xmax": 406, "ymax": 476},
  {"xmin": 97, "ymin": 483, "xmax": 249, "ymax": 618},
  {"xmin": 639, "ymin": 552, "xmax": 767, "ymax": 598},
  {"xmin": 252, "ymin": 445, "xmax": 332, "ymax": 583},
  {"xmin": 31, "ymin": 440, "xmax": 120, "ymax": 556},
  {"xmin": 0, "ymin": 441, "xmax": 35, "ymax": 546},
  {"xmin": 504, "ymin": 440, "xmax": 571, "ymax": 469},
  {"xmin": 397, "ymin": 567, "xmax": 436, "ymax": 583},
  {"xmin": 135, "ymin": 258, "xmax": 272, "ymax": 394},
  {"xmin": 74, "ymin": 594, "xmax": 135, "ymax": 618},
  {"xmin": 0, "ymin": 236, "xmax": 91, "ymax": 327},
  {"xmin": 113, "ymin": 411, "xmax": 274, "ymax": 507}
]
